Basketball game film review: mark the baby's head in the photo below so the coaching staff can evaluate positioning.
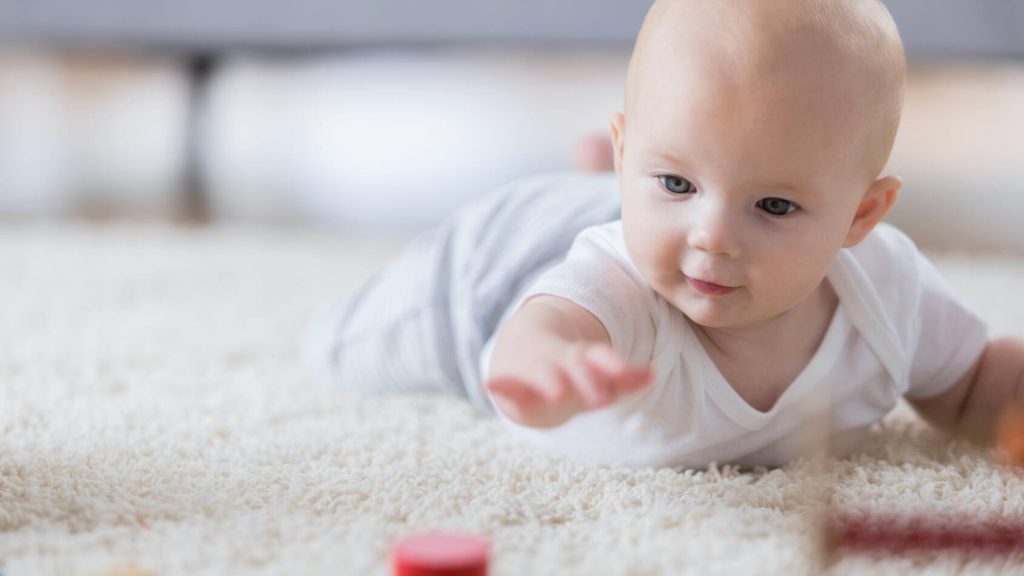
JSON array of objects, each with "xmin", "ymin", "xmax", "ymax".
[{"xmin": 610, "ymin": 0, "xmax": 906, "ymax": 329}]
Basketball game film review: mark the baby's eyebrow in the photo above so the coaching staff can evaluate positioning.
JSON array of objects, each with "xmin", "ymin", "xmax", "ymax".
[
  {"xmin": 649, "ymin": 149, "xmax": 689, "ymax": 167},
  {"xmin": 759, "ymin": 181, "xmax": 815, "ymax": 198}
]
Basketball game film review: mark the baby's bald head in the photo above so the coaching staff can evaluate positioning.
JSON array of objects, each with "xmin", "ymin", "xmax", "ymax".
[{"xmin": 623, "ymin": 0, "xmax": 906, "ymax": 178}]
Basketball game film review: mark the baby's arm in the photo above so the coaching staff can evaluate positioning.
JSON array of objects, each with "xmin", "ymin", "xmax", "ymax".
[
  {"xmin": 909, "ymin": 337, "xmax": 1024, "ymax": 445},
  {"xmin": 485, "ymin": 294, "xmax": 653, "ymax": 429}
]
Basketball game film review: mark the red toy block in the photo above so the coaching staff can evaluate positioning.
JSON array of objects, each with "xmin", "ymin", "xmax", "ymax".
[{"xmin": 393, "ymin": 532, "xmax": 490, "ymax": 576}]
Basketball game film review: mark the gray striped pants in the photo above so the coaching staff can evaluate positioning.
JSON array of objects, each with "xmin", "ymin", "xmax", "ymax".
[{"xmin": 303, "ymin": 172, "xmax": 621, "ymax": 415}]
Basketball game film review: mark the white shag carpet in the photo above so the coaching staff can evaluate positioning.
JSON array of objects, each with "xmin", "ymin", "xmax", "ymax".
[{"xmin": 2, "ymin": 222, "xmax": 1024, "ymax": 576}]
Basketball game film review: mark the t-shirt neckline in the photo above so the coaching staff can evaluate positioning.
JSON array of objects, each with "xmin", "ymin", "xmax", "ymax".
[{"xmin": 686, "ymin": 282, "xmax": 852, "ymax": 430}]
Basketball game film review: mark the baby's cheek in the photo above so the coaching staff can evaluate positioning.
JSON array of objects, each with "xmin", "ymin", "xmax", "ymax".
[
  {"xmin": 643, "ymin": 230, "xmax": 677, "ymax": 266},
  {"xmin": 623, "ymin": 203, "xmax": 685, "ymax": 270},
  {"xmin": 759, "ymin": 261, "xmax": 825, "ymax": 307},
  {"xmin": 622, "ymin": 228, "xmax": 665, "ymax": 283}
]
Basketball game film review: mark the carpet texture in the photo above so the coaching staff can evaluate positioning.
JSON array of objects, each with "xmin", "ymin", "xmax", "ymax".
[{"xmin": 1, "ymin": 222, "xmax": 1023, "ymax": 575}]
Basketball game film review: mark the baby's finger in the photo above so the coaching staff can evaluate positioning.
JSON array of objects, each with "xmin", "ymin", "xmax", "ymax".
[
  {"xmin": 583, "ymin": 345, "xmax": 653, "ymax": 394},
  {"xmin": 616, "ymin": 364, "xmax": 654, "ymax": 394},
  {"xmin": 582, "ymin": 344, "xmax": 629, "ymax": 377},
  {"xmin": 563, "ymin": 349, "xmax": 612, "ymax": 406},
  {"xmin": 533, "ymin": 365, "xmax": 575, "ymax": 406},
  {"xmin": 486, "ymin": 377, "xmax": 546, "ymax": 408}
]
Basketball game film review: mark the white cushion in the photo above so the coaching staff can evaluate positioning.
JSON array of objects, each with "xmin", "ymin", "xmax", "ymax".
[{"xmin": 200, "ymin": 49, "xmax": 628, "ymax": 233}]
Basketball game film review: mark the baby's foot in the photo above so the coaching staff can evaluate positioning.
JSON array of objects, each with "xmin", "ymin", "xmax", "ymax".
[{"xmin": 572, "ymin": 133, "xmax": 614, "ymax": 172}]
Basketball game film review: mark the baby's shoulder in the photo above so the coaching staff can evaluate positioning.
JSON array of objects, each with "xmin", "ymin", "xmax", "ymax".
[
  {"xmin": 843, "ymin": 222, "xmax": 923, "ymax": 291},
  {"xmin": 526, "ymin": 218, "xmax": 664, "ymax": 362},
  {"xmin": 571, "ymin": 220, "xmax": 644, "ymax": 277}
]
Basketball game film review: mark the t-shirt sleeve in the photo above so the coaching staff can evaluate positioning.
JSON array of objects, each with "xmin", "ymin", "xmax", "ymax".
[
  {"xmin": 904, "ymin": 247, "xmax": 989, "ymax": 399},
  {"xmin": 484, "ymin": 222, "xmax": 686, "ymax": 468},
  {"xmin": 510, "ymin": 223, "xmax": 657, "ymax": 366}
]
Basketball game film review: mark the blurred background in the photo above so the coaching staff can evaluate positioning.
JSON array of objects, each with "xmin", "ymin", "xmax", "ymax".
[{"xmin": 0, "ymin": 0, "xmax": 1022, "ymax": 249}]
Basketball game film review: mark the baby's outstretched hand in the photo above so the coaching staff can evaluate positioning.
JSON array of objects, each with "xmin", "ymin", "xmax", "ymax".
[{"xmin": 485, "ymin": 343, "xmax": 653, "ymax": 428}]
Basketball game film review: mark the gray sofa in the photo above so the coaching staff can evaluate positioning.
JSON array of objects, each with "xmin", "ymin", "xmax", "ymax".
[{"xmin": 2, "ymin": 0, "xmax": 1023, "ymax": 56}]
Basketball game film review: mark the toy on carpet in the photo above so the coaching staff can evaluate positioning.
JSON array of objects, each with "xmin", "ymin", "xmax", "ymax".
[
  {"xmin": 392, "ymin": 532, "xmax": 490, "ymax": 576},
  {"xmin": 819, "ymin": 403, "xmax": 1024, "ymax": 561},
  {"xmin": 824, "ymin": 511, "xmax": 1024, "ymax": 557}
]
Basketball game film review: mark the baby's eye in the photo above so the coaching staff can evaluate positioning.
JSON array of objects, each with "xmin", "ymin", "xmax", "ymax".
[
  {"xmin": 658, "ymin": 175, "xmax": 696, "ymax": 195},
  {"xmin": 757, "ymin": 197, "xmax": 799, "ymax": 216}
]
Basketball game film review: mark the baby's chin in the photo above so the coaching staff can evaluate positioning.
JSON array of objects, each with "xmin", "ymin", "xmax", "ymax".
[
  {"xmin": 665, "ymin": 288, "xmax": 752, "ymax": 329},
  {"xmin": 677, "ymin": 306, "xmax": 746, "ymax": 330}
]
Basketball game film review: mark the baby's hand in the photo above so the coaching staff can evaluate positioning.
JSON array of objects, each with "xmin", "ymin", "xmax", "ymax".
[{"xmin": 485, "ymin": 343, "xmax": 653, "ymax": 429}]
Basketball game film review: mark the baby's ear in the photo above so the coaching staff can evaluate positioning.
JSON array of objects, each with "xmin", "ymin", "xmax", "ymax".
[
  {"xmin": 608, "ymin": 112, "xmax": 626, "ymax": 177},
  {"xmin": 843, "ymin": 175, "xmax": 902, "ymax": 248}
]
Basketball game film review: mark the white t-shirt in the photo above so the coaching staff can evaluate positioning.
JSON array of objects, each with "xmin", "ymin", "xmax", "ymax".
[{"xmin": 479, "ymin": 220, "xmax": 989, "ymax": 469}]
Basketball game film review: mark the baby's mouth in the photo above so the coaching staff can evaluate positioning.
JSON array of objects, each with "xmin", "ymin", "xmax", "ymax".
[{"xmin": 683, "ymin": 274, "xmax": 738, "ymax": 296}]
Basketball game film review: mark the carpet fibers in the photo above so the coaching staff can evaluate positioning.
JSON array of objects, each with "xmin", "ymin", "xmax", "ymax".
[{"xmin": 2, "ymin": 223, "xmax": 1023, "ymax": 575}]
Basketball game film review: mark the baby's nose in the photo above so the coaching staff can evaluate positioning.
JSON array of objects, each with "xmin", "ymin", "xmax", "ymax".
[{"xmin": 687, "ymin": 202, "xmax": 741, "ymax": 257}]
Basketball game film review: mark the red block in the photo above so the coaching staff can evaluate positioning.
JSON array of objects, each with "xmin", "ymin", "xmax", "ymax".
[{"xmin": 393, "ymin": 532, "xmax": 490, "ymax": 576}]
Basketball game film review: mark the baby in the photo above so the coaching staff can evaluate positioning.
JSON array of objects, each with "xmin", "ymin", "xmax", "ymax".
[{"xmin": 306, "ymin": 0, "xmax": 1024, "ymax": 469}]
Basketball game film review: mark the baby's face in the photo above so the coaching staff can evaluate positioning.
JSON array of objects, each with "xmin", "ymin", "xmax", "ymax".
[{"xmin": 614, "ymin": 63, "xmax": 876, "ymax": 330}]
